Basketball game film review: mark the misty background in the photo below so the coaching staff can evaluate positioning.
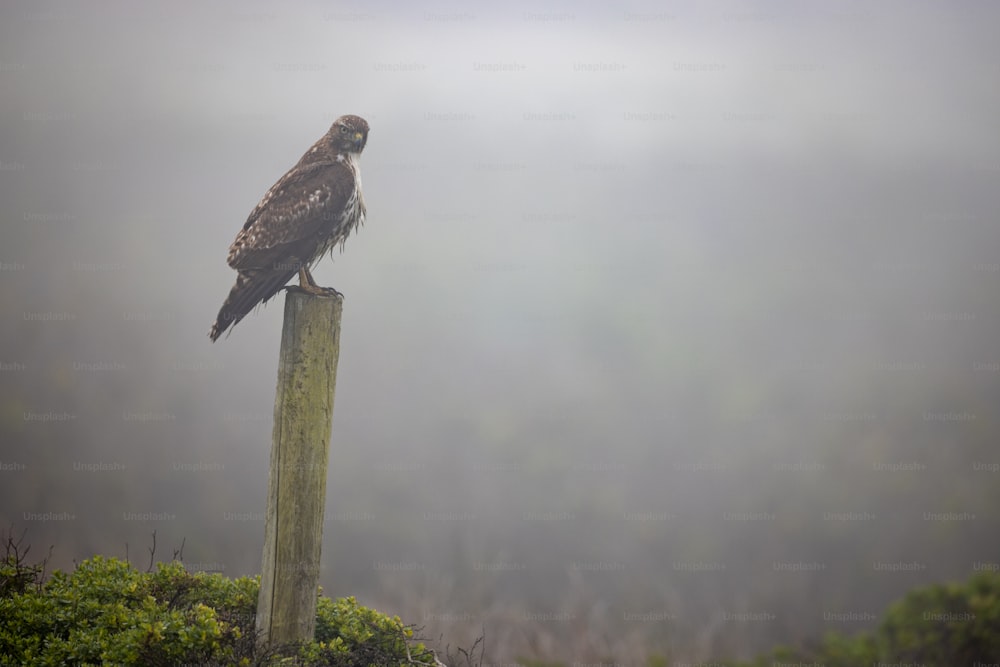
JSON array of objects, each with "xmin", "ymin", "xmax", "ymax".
[{"xmin": 2, "ymin": 1, "xmax": 999, "ymax": 663}]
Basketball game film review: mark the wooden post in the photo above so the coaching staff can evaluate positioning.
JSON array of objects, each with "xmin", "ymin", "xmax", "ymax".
[{"xmin": 256, "ymin": 290, "xmax": 342, "ymax": 646}]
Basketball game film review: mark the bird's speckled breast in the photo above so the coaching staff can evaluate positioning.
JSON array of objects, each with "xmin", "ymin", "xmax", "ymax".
[{"xmin": 313, "ymin": 151, "xmax": 365, "ymax": 264}]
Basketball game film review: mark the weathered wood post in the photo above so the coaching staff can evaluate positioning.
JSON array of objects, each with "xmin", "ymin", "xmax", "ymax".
[{"xmin": 256, "ymin": 290, "xmax": 342, "ymax": 645}]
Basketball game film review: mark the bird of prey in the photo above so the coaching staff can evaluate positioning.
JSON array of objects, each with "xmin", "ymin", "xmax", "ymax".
[{"xmin": 209, "ymin": 114, "xmax": 369, "ymax": 341}]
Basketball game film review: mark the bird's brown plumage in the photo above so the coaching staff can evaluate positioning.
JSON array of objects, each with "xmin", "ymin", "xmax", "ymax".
[{"xmin": 209, "ymin": 115, "xmax": 369, "ymax": 341}]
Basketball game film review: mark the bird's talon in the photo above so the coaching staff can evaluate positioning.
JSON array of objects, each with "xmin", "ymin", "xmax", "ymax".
[
  {"xmin": 286, "ymin": 284, "xmax": 343, "ymax": 299},
  {"xmin": 316, "ymin": 286, "xmax": 343, "ymax": 299}
]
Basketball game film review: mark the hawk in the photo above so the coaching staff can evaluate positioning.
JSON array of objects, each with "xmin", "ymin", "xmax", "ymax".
[{"xmin": 209, "ymin": 114, "xmax": 370, "ymax": 341}]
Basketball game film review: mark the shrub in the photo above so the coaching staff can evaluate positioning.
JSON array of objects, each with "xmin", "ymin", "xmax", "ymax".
[
  {"xmin": 725, "ymin": 571, "xmax": 1000, "ymax": 667},
  {"xmin": 0, "ymin": 549, "xmax": 439, "ymax": 666},
  {"xmin": 878, "ymin": 571, "xmax": 1000, "ymax": 663}
]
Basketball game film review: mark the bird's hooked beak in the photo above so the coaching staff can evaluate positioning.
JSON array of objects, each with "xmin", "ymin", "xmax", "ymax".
[{"xmin": 353, "ymin": 132, "xmax": 365, "ymax": 151}]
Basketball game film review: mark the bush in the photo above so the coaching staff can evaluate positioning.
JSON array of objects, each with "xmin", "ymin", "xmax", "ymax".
[
  {"xmin": 725, "ymin": 571, "xmax": 1000, "ymax": 667},
  {"xmin": 0, "ymin": 547, "xmax": 440, "ymax": 666},
  {"xmin": 878, "ymin": 571, "xmax": 1000, "ymax": 663}
]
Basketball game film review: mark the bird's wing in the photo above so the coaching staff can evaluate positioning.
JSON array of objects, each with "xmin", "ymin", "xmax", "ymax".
[{"xmin": 227, "ymin": 160, "xmax": 356, "ymax": 271}]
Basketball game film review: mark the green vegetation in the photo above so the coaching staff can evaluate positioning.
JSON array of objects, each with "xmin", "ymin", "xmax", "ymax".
[
  {"xmin": 0, "ymin": 543, "xmax": 440, "ymax": 666},
  {"xmin": 725, "ymin": 571, "xmax": 1000, "ymax": 667},
  {"xmin": 3, "ymin": 534, "xmax": 998, "ymax": 666}
]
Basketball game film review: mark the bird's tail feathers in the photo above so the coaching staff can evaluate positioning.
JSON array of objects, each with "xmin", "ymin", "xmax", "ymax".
[{"xmin": 208, "ymin": 269, "xmax": 295, "ymax": 342}]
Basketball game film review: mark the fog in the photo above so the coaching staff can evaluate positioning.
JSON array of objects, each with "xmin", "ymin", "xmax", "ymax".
[{"xmin": 2, "ymin": 1, "xmax": 999, "ymax": 663}]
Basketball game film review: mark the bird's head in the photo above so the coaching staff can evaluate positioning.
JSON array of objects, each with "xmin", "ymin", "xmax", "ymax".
[{"xmin": 330, "ymin": 115, "xmax": 369, "ymax": 154}]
